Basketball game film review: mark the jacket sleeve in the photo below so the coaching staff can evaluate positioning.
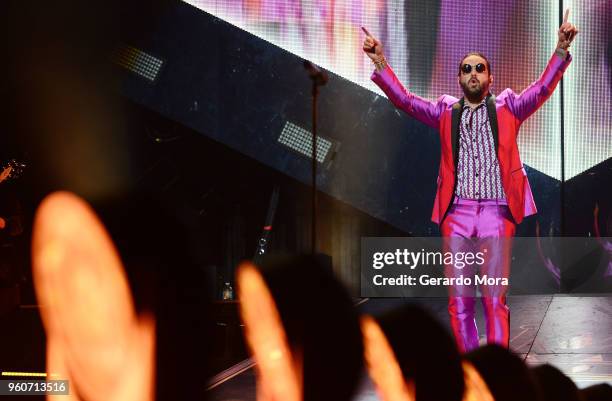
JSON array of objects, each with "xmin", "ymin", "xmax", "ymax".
[
  {"xmin": 503, "ymin": 51, "xmax": 572, "ymax": 123},
  {"xmin": 371, "ymin": 65, "xmax": 452, "ymax": 130}
]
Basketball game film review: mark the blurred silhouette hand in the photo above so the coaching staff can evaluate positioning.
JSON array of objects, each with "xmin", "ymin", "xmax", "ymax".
[
  {"xmin": 237, "ymin": 261, "xmax": 301, "ymax": 401},
  {"xmin": 361, "ymin": 315, "xmax": 495, "ymax": 401},
  {"xmin": 32, "ymin": 191, "xmax": 155, "ymax": 401},
  {"xmin": 361, "ymin": 315, "xmax": 414, "ymax": 401}
]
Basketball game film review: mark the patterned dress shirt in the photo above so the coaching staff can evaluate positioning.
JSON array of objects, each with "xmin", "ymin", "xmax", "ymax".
[{"xmin": 455, "ymin": 100, "xmax": 506, "ymax": 200}]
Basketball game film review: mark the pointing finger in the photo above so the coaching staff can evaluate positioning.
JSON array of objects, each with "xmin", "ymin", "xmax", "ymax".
[
  {"xmin": 361, "ymin": 26, "xmax": 372, "ymax": 38},
  {"xmin": 563, "ymin": 8, "xmax": 569, "ymax": 24}
]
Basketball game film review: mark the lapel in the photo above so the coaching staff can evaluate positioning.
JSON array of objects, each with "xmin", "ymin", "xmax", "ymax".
[
  {"xmin": 486, "ymin": 94, "xmax": 499, "ymax": 153},
  {"xmin": 450, "ymin": 98, "xmax": 464, "ymax": 169}
]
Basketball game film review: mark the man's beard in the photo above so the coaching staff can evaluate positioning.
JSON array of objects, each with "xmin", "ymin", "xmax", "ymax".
[{"xmin": 461, "ymin": 80, "xmax": 486, "ymax": 99}]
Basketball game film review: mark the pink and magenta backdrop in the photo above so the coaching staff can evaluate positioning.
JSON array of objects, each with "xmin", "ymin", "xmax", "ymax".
[{"xmin": 185, "ymin": 0, "xmax": 612, "ymax": 180}]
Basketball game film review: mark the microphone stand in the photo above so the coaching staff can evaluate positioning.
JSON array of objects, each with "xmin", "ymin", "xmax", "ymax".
[{"xmin": 303, "ymin": 60, "xmax": 328, "ymax": 255}]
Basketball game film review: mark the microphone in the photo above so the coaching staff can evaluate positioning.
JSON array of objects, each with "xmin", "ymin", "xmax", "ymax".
[{"xmin": 303, "ymin": 60, "xmax": 329, "ymax": 86}]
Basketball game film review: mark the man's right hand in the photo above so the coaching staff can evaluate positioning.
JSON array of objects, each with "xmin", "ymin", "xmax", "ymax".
[{"xmin": 361, "ymin": 27, "xmax": 384, "ymax": 62}]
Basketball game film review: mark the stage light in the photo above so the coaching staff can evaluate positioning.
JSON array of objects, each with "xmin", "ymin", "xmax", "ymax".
[
  {"xmin": 111, "ymin": 44, "xmax": 164, "ymax": 82},
  {"xmin": 278, "ymin": 121, "xmax": 334, "ymax": 164}
]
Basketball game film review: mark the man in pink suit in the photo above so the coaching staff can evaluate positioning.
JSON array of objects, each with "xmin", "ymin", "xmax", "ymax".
[{"xmin": 361, "ymin": 11, "xmax": 578, "ymax": 352}]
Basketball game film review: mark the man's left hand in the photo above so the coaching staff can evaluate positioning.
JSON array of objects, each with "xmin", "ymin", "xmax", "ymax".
[{"xmin": 557, "ymin": 8, "xmax": 579, "ymax": 50}]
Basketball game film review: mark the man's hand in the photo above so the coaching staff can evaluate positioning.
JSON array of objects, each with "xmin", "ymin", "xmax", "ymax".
[
  {"xmin": 557, "ymin": 9, "xmax": 579, "ymax": 50},
  {"xmin": 361, "ymin": 27, "xmax": 384, "ymax": 62}
]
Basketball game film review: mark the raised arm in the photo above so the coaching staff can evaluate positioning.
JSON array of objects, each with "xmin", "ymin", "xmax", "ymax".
[
  {"xmin": 361, "ymin": 27, "xmax": 451, "ymax": 130},
  {"xmin": 503, "ymin": 9, "xmax": 578, "ymax": 123}
]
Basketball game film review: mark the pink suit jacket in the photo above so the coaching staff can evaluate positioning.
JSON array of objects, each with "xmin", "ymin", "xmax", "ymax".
[{"xmin": 371, "ymin": 52, "xmax": 572, "ymax": 225}]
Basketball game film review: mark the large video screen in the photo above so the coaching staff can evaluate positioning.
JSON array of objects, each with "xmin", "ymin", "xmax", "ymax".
[
  {"xmin": 185, "ymin": 0, "xmax": 611, "ymax": 181},
  {"xmin": 562, "ymin": 0, "xmax": 612, "ymax": 179}
]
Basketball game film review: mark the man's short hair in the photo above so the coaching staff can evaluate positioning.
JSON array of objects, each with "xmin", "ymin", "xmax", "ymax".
[{"xmin": 458, "ymin": 52, "xmax": 492, "ymax": 76}]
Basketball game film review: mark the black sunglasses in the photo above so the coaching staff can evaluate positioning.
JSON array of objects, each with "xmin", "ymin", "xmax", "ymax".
[{"xmin": 461, "ymin": 63, "xmax": 487, "ymax": 74}]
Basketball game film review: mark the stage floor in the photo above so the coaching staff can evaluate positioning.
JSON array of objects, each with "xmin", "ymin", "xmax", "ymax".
[{"xmin": 209, "ymin": 296, "xmax": 612, "ymax": 400}]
